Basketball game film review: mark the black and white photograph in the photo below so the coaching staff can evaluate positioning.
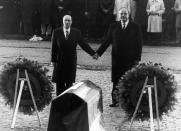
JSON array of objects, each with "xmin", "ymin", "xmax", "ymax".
[{"xmin": 0, "ymin": 0, "xmax": 181, "ymax": 131}]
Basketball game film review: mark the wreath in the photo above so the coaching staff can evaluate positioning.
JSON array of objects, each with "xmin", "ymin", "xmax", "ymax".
[
  {"xmin": 116, "ymin": 62, "xmax": 177, "ymax": 120},
  {"xmin": 0, "ymin": 57, "xmax": 53, "ymax": 115}
]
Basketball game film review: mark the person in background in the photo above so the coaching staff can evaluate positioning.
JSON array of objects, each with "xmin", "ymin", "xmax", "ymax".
[
  {"xmin": 130, "ymin": 0, "xmax": 136, "ymax": 21},
  {"xmin": 51, "ymin": 0, "xmax": 70, "ymax": 30},
  {"xmin": 93, "ymin": 8, "xmax": 143, "ymax": 107},
  {"xmin": 21, "ymin": 0, "xmax": 39, "ymax": 39},
  {"xmin": 162, "ymin": 0, "xmax": 176, "ymax": 41},
  {"xmin": 40, "ymin": 0, "xmax": 52, "ymax": 41},
  {"xmin": 51, "ymin": 15, "xmax": 96, "ymax": 96},
  {"xmin": 134, "ymin": 0, "xmax": 149, "ymax": 43},
  {"xmin": 51, "ymin": 0, "xmax": 64, "ymax": 30},
  {"xmin": 99, "ymin": 0, "xmax": 115, "ymax": 38},
  {"xmin": 146, "ymin": 0, "xmax": 165, "ymax": 44},
  {"xmin": 174, "ymin": 0, "xmax": 181, "ymax": 44},
  {"xmin": 29, "ymin": 8, "xmax": 42, "ymax": 42},
  {"xmin": 69, "ymin": 0, "xmax": 87, "ymax": 36}
]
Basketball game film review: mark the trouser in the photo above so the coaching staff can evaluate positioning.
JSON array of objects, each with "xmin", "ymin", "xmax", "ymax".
[
  {"xmin": 23, "ymin": 22, "xmax": 33, "ymax": 36},
  {"xmin": 32, "ymin": 22, "xmax": 41, "ymax": 36},
  {"xmin": 111, "ymin": 62, "xmax": 136, "ymax": 104},
  {"xmin": 148, "ymin": 32, "xmax": 162, "ymax": 44},
  {"xmin": 56, "ymin": 81, "xmax": 73, "ymax": 96},
  {"xmin": 111, "ymin": 81, "xmax": 119, "ymax": 104},
  {"xmin": 176, "ymin": 27, "xmax": 181, "ymax": 42},
  {"xmin": 41, "ymin": 24, "xmax": 52, "ymax": 36},
  {"xmin": 32, "ymin": 11, "xmax": 41, "ymax": 36},
  {"xmin": 141, "ymin": 25, "xmax": 148, "ymax": 42}
]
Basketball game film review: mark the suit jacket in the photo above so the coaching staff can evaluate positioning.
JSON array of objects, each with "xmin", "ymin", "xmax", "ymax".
[
  {"xmin": 51, "ymin": 27, "xmax": 95, "ymax": 83},
  {"xmin": 97, "ymin": 21, "xmax": 143, "ymax": 83}
]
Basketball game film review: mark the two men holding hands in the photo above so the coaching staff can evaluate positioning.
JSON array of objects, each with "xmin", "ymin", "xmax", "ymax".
[{"xmin": 51, "ymin": 7, "xmax": 143, "ymax": 107}]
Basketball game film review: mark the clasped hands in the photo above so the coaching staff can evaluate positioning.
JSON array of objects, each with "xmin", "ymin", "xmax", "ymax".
[{"xmin": 92, "ymin": 52, "xmax": 99, "ymax": 60}]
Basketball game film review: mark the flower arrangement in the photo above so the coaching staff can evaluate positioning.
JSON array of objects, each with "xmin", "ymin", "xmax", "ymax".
[
  {"xmin": 0, "ymin": 57, "xmax": 53, "ymax": 115},
  {"xmin": 116, "ymin": 62, "xmax": 177, "ymax": 120}
]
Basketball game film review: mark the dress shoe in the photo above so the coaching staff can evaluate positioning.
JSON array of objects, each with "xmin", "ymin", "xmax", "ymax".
[{"xmin": 109, "ymin": 102, "xmax": 119, "ymax": 107}]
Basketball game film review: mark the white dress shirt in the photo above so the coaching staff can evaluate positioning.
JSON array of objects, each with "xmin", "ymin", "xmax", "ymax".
[
  {"xmin": 121, "ymin": 20, "xmax": 129, "ymax": 29},
  {"xmin": 63, "ymin": 27, "xmax": 70, "ymax": 38}
]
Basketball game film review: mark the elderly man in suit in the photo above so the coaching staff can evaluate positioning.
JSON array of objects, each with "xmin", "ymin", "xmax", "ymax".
[
  {"xmin": 51, "ymin": 15, "xmax": 96, "ymax": 96},
  {"xmin": 94, "ymin": 7, "xmax": 143, "ymax": 107}
]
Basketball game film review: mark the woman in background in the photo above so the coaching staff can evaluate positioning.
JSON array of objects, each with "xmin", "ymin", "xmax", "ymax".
[{"xmin": 146, "ymin": 0, "xmax": 165, "ymax": 44}]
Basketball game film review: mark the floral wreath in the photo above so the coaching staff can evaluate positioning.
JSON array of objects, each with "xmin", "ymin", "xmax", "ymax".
[
  {"xmin": 0, "ymin": 57, "xmax": 53, "ymax": 115},
  {"xmin": 116, "ymin": 62, "xmax": 177, "ymax": 120}
]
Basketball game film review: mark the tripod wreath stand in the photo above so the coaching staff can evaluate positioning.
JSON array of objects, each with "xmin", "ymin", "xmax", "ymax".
[
  {"xmin": 11, "ymin": 69, "xmax": 41, "ymax": 128},
  {"xmin": 117, "ymin": 63, "xmax": 177, "ymax": 131},
  {"xmin": 0, "ymin": 57, "xmax": 53, "ymax": 129},
  {"xmin": 129, "ymin": 76, "xmax": 160, "ymax": 131}
]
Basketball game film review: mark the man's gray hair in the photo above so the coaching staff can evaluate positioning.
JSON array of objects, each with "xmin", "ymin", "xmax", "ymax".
[
  {"xmin": 118, "ymin": 7, "xmax": 130, "ymax": 15},
  {"xmin": 63, "ymin": 15, "xmax": 72, "ymax": 21}
]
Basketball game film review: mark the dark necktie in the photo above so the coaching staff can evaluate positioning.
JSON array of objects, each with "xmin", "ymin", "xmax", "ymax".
[
  {"xmin": 122, "ymin": 23, "xmax": 126, "ymax": 30},
  {"xmin": 65, "ymin": 30, "xmax": 69, "ymax": 40}
]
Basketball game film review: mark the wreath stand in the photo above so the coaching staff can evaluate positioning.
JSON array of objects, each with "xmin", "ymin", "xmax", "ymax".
[
  {"xmin": 11, "ymin": 69, "xmax": 41, "ymax": 129},
  {"xmin": 129, "ymin": 76, "xmax": 160, "ymax": 131}
]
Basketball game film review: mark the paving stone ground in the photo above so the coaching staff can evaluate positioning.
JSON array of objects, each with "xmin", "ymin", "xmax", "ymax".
[
  {"xmin": 0, "ymin": 66, "xmax": 181, "ymax": 131},
  {"xmin": 0, "ymin": 40, "xmax": 181, "ymax": 130}
]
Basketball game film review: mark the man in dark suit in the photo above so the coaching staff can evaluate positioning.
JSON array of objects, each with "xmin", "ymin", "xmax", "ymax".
[
  {"xmin": 51, "ymin": 15, "xmax": 96, "ymax": 96},
  {"xmin": 93, "ymin": 7, "xmax": 143, "ymax": 107}
]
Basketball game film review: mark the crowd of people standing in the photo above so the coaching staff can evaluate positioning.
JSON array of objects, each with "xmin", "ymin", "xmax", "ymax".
[
  {"xmin": 135, "ymin": 0, "xmax": 181, "ymax": 44},
  {"xmin": 0, "ymin": 0, "xmax": 180, "ymax": 43},
  {"xmin": 20, "ymin": 0, "xmax": 66, "ymax": 41},
  {"xmin": 29, "ymin": 0, "xmax": 181, "ymax": 44}
]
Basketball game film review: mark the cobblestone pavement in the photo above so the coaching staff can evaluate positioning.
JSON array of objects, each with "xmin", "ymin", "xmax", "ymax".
[
  {"xmin": 1, "ymin": 40, "xmax": 181, "ymax": 70},
  {"xmin": 0, "ymin": 40, "xmax": 181, "ymax": 130},
  {"xmin": 0, "ymin": 66, "xmax": 181, "ymax": 131}
]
